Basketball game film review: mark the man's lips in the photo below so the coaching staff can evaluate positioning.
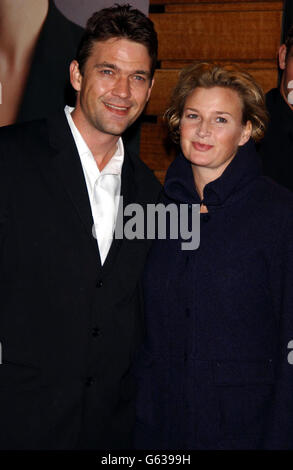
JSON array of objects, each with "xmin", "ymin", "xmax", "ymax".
[
  {"xmin": 192, "ymin": 142, "xmax": 214, "ymax": 151},
  {"xmin": 104, "ymin": 102, "xmax": 130, "ymax": 115}
]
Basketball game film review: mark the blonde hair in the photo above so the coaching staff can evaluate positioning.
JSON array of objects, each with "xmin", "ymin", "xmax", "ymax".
[{"xmin": 165, "ymin": 62, "xmax": 268, "ymax": 143}]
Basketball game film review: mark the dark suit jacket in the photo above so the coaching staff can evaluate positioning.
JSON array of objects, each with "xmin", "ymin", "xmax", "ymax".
[
  {"xmin": 257, "ymin": 88, "xmax": 293, "ymax": 192},
  {"xmin": 0, "ymin": 112, "xmax": 161, "ymax": 450}
]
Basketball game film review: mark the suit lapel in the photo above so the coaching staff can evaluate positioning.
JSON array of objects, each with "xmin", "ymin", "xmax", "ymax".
[{"xmin": 44, "ymin": 112, "xmax": 101, "ymax": 260}]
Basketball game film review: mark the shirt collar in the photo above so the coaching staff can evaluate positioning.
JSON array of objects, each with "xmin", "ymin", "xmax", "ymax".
[{"xmin": 64, "ymin": 105, "xmax": 124, "ymax": 177}]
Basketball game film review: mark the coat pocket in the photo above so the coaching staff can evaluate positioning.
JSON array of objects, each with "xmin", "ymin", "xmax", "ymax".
[
  {"xmin": 0, "ymin": 363, "xmax": 41, "ymax": 449},
  {"xmin": 214, "ymin": 360, "xmax": 275, "ymax": 441}
]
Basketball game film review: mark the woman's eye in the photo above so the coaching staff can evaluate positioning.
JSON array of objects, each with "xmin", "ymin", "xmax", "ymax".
[
  {"xmin": 187, "ymin": 113, "xmax": 198, "ymax": 119},
  {"xmin": 216, "ymin": 116, "xmax": 227, "ymax": 123}
]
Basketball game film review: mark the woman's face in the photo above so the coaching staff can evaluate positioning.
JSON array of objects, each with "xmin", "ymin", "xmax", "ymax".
[{"xmin": 180, "ymin": 86, "xmax": 252, "ymax": 174}]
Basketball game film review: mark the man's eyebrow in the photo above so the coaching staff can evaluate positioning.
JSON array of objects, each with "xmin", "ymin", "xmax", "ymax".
[
  {"xmin": 94, "ymin": 62, "xmax": 119, "ymax": 71},
  {"xmin": 133, "ymin": 70, "xmax": 151, "ymax": 77}
]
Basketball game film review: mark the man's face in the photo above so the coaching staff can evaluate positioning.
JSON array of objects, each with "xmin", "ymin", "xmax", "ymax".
[
  {"xmin": 279, "ymin": 43, "xmax": 293, "ymax": 108},
  {"xmin": 70, "ymin": 38, "xmax": 154, "ymax": 137}
]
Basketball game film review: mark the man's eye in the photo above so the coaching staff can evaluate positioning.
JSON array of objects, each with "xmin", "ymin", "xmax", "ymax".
[
  {"xmin": 101, "ymin": 69, "xmax": 113, "ymax": 75},
  {"xmin": 216, "ymin": 116, "xmax": 227, "ymax": 123},
  {"xmin": 133, "ymin": 75, "xmax": 146, "ymax": 82}
]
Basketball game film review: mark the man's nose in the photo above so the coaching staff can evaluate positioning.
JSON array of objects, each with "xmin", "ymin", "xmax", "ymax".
[{"xmin": 112, "ymin": 76, "xmax": 131, "ymax": 98}]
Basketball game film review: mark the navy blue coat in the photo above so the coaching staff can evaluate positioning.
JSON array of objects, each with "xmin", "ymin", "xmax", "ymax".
[{"xmin": 135, "ymin": 140, "xmax": 293, "ymax": 449}]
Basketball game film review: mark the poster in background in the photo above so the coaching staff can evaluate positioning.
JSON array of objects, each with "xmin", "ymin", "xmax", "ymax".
[
  {"xmin": 55, "ymin": 0, "xmax": 149, "ymax": 27},
  {"xmin": 0, "ymin": 0, "xmax": 149, "ymax": 128}
]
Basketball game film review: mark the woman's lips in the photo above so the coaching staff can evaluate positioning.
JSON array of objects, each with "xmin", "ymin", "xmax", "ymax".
[{"xmin": 192, "ymin": 142, "xmax": 213, "ymax": 151}]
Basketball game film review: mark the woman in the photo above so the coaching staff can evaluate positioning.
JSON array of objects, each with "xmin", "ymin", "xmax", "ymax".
[{"xmin": 135, "ymin": 63, "xmax": 293, "ymax": 449}]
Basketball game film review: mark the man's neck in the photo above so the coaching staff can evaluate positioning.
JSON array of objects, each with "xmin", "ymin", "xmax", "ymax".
[
  {"xmin": 0, "ymin": 0, "xmax": 48, "ymax": 60},
  {"xmin": 71, "ymin": 108, "xmax": 120, "ymax": 172}
]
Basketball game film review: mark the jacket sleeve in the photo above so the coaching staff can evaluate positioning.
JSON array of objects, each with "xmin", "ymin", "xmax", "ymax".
[{"xmin": 263, "ymin": 205, "xmax": 293, "ymax": 449}]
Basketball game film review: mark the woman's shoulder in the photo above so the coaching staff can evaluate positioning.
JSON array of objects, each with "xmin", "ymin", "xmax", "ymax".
[
  {"xmin": 253, "ymin": 176, "xmax": 293, "ymax": 210},
  {"xmin": 248, "ymin": 176, "xmax": 293, "ymax": 238}
]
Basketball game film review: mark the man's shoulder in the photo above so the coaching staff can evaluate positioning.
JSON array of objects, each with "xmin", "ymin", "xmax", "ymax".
[
  {"xmin": 0, "ymin": 111, "xmax": 71, "ymax": 151},
  {"xmin": 265, "ymin": 87, "xmax": 292, "ymax": 120},
  {"xmin": 265, "ymin": 87, "xmax": 282, "ymax": 111},
  {"xmin": 124, "ymin": 148, "xmax": 162, "ymax": 200}
]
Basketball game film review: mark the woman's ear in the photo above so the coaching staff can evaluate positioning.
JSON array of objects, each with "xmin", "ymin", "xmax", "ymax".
[{"xmin": 239, "ymin": 120, "xmax": 252, "ymax": 147}]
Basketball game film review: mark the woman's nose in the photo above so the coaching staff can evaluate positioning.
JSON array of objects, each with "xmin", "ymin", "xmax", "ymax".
[{"xmin": 196, "ymin": 120, "xmax": 211, "ymax": 137}]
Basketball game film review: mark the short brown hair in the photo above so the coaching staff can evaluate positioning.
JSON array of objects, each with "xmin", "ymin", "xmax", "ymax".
[
  {"xmin": 285, "ymin": 25, "xmax": 293, "ymax": 59},
  {"xmin": 76, "ymin": 4, "xmax": 158, "ymax": 79},
  {"xmin": 165, "ymin": 62, "xmax": 268, "ymax": 143}
]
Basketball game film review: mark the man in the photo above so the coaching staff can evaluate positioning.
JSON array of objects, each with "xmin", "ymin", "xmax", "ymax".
[
  {"xmin": 0, "ymin": 4, "xmax": 160, "ymax": 449},
  {"xmin": 257, "ymin": 26, "xmax": 293, "ymax": 191}
]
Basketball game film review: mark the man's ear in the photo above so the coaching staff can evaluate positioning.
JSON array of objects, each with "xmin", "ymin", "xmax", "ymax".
[
  {"xmin": 146, "ymin": 77, "xmax": 155, "ymax": 103},
  {"xmin": 70, "ymin": 60, "xmax": 82, "ymax": 92},
  {"xmin": 279, "ymin": 44, "xmax": 287, "ymax": 70}
]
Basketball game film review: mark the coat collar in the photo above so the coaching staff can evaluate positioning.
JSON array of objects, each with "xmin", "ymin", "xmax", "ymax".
[{"xmin": 164, "ymin": 139, "xmax": 261, "ymax": 207}]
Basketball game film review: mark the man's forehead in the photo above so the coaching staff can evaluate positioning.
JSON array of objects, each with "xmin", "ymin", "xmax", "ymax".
[{"xmin": 88, "ymin": 37, "xmax": 151, "ymax": 68}]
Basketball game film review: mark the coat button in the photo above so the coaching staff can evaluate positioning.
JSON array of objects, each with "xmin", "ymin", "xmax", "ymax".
[
  {"xmin": 92, "ymin": 327, "xmax": 101, "ymax": 337},
  {"xmin": 96, "ymin": 280, "xmax": 103, "ymax": 288},
  {"xmin": 85, "ymin": 377, "xmax": 94, "ymax": 386},
  {"xmin": 201, "ymin": 213, "xmax": 210, "ymax": 223}
]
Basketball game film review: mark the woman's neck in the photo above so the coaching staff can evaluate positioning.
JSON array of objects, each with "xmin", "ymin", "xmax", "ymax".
[{"xmin": 0, "ymin": 0, "xmax": 49, "ymax": 60}]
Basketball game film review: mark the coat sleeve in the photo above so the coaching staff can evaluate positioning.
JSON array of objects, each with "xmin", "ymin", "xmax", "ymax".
[
  {"xmin": 263, "ymin": 205, "xmax": 293, "ymax": 449},
  {"xmin": 0, "ymin": 132, "xmax": 14, "ymax": 255}
]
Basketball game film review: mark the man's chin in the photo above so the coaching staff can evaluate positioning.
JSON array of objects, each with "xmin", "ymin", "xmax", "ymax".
[{"xmin": 99, "ymin": 122, "xmax": 133, "ymax": 137}]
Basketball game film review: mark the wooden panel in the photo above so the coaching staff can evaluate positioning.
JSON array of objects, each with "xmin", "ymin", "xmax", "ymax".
[
  {"xmin": 146, "ymin": 66, "xmax": 278, "ymax": 116},
  {"xmin": 145, "ymin": 69, "xmax": 179, "ymax": 116},
  {"xmin": 161, "ymin": 59, "xmax": 278, "ymax": 68},
  {"xmin": 166, "ymin": 2, "xmax": 283, "ymax": 12},
  {"xmin": 150, "ymin": 11, "xmax": 282, "ymax": 60},
  {"xmin": 140, "ymin": 120, "xmax": 177, "ymax": 169}
]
